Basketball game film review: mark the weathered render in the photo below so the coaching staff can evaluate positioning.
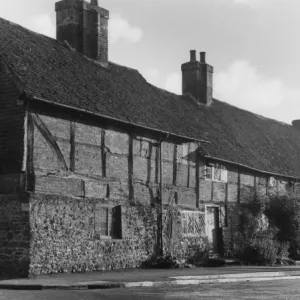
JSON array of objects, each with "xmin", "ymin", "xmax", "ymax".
[{"xmin": 0, "ymin": 0, "xmax": 300, "ymax": 277}]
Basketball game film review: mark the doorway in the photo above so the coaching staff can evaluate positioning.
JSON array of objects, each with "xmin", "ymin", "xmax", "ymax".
[{"xmin": 206, "ymin": 205, "xmax": 220, "ymax": 255}]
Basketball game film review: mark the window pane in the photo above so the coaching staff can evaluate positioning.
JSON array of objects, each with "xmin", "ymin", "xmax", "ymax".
[
  {"xmin": 188, "ymin": 212, "xmax": 194, "ymax": 234},
  {"xmin": 195, "ymin": 213, "xmax": 205, "ymax": 235},
  {"xmin": 205, "ymin": 166, "xmax": 212, "ymax": 180},
  {"xmin": 183, "ymin": 219, "xmax": 188, "ymax": 234},
  {"xmin": 99, "ymin": 207, "xmax": 109, "ymax": 236},
  {"xmin": 112, "ymin": 205, "xmax": 122, "ymax": 239},
  {"xmin": 221, "ymin": 169, "xmax": 228, "ymax": 182},
  {"xmin": 214, "ymin": 166, "xmax": 222, "ymax": 181},
  {"xmin": 181, "ymin": 211, "xmax": 205, "ymax": 236}
]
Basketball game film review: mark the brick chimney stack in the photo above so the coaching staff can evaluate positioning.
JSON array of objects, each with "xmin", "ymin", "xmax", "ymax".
[
  {"xmin": 292, "ymin": 120, "xmax": 300, "ymax": 130},
  {"xmin": 55, "ymin": 0, "xmax": 109, "ymax": 66},
  {"xmin": 181, "ymin": 50, "xmax": 213, "ymax": 106}
]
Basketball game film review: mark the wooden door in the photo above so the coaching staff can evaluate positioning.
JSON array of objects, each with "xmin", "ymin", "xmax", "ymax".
[{"xmin": 206, "ymin": 206, "xmax": 220, "ymax": 254}]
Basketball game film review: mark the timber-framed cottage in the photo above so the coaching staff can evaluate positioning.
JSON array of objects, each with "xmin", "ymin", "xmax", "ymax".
[{"xmin": 0, "ymin": 0, "xmax": 300, "ymax": 277}]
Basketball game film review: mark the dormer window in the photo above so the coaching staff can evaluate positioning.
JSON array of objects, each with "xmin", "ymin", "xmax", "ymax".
[{"xmin": 205, "ymin": 163, "xmax": 227, "ymax": 182}]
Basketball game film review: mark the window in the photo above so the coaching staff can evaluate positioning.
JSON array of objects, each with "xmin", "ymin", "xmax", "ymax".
[
  {"xmin": 181, "ymin": 211, "xmax": 205, "ymax": 236},
  {"xmin": 177, "ymin": 144, "xmax": 189, "ymax": 164},
  {"xmin": 95, "ymin": 205, "xmax": 122, "ymax": 239},
  {"xmin": 268, "ymin": 176, "xmax": 277, "ymax": 188},
  {"xmin": 182, "ymin": 144, "xmax": 189, "ymax": 159},
  {"xmin": 140, "ymin": 140, "xmax": 149, "ymax": 158},
  {"xmin": 205, "ymin": 163, "xmax": 227, "ymax": 182},
  {"xmin": 99, "ymin": 207, "xmax": 109, "ymax": 236}
]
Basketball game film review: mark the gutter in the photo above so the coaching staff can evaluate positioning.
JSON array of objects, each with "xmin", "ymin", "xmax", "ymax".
[
  {"xmin": 20, "ymin": 94, "xmax": 210, "ymax": 145},
  {"xmin": 205, "ymin": 155, "xmax": 300, "ymax": 182}
]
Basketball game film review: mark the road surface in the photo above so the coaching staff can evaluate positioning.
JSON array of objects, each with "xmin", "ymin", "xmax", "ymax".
[{"xmin": 0, "ymin": 278, "xmax": 299, "ymax": 299}]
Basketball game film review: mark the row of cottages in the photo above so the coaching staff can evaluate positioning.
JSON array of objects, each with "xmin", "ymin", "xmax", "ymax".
[{"xmin": 1, "ymin": 0, "xmax": 300, "ymax": 277}]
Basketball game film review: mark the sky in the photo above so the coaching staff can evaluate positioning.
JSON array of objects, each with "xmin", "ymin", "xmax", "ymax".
[{"xmin": 0, "ymin": 0, "xmax": 300, "ymax": 124}]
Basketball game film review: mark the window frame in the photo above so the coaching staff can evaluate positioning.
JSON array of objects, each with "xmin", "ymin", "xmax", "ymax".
[
  {"xmin": 268, "ymin": 176, "xmax": 277, "ymax": 188},
  {"xmin": 204, "ymin": 163, "xmax": 228, "ymax": 183},
  {"xmin": 95, "ymin": 204, "xmax": 122, "ymax": 240},
  {"xmin": 181, "ymin": 210, "xmax": 206, "ymax": 237},
  {"xmin": 98, "ymin": 206, "xmax": 110, "ymax": 237}
]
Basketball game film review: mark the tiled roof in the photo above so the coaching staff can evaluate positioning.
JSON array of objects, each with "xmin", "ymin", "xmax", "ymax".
[{"xmin": 1, "ymin": 17, "xmax": 300, "ymax": 178}]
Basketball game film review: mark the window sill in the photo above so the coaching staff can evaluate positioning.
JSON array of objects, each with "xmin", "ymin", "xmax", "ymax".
[
  {"xmin": 204, "ymin": 178, "xmax": 227, "ymax": 183},
  {"xmin": 95, "ymin": 234, "xmax": 123, "ymax": 241},
  {"xmin": 100, "ymin": 236, "xmax": 112, "ymax": 240}
]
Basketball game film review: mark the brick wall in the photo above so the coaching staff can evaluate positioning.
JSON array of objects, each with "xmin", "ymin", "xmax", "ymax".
[
  {"xmin": 0, "ymin": 194, "xmax": 30, "ymax": 277},
  {"xmin": 55, "ymin": 0, "xmax": 109, "ymax": 65},
  {"xmin": 0, "ymin": 65, "xmax": 29, "ymax": 277}
]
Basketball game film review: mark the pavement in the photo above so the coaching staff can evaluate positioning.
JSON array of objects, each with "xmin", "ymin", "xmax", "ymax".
[{"xmin": 1, "ymin": 265, "xmax": 300, "ymax": 290}]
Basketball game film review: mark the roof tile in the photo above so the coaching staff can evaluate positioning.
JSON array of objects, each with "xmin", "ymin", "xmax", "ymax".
[{"xmin": 1, "ymin": 18, "xmax": 300, "ymax": 178}]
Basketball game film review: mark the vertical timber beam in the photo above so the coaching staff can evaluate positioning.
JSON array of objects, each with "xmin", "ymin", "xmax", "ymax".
[
  {"xmin": 128, "ymin": 134, "xmax": 134, "ymax": 201},
  {"xmin": 173, "ymin": 144, "xmax": 177, "ymax": 186},
  {"xmin": 157, "ymin": 141, "xmax": 163, "ymax": 256},
  {"xmin": 187, "ymin": 143, "xmax": 190, "ymax": 187},
  {"xmin": 26, "ymin": 113, "xmax": 34, "ymax": 192},
  {"xmin": 225, "ymin": 182, "xmax": 228, "ymax": 227},
  {"xmin": 195, "ymin": 149, "xmax": 200, "ymax": 208},
  {"xmin": 22, "ymin": 106, "xmax": 28, "ymax": 173},
  {"xmin": 237, "ymin": 168, "xmax": 241, "ymax": 204},
  {"xmin": 155, "ymin": 146, "xmax": 159, "ymax": 184},
  {"xmin": 254, "ymin": 175, "xmax": 257, "ymax": 198},
  {"xmin": 70, "ymin": 122, "xmax": 75, "ymax": 172},
  {"xmin": 101, "ymin": 129, "xmax": 106, "ymax": 177}
]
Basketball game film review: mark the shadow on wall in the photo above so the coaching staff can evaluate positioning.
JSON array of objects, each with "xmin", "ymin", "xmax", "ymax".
[{"xmin": 0, "ymin": 195, "xmax": 31, "ymax": 278}]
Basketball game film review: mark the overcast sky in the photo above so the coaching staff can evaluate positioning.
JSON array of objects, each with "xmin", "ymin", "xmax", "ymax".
[{"xmin": 1, "ymin": 0, "xmax": 300, "ymax": 124}]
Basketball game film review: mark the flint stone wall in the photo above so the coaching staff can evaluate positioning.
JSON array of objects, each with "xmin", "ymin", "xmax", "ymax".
[{"xmin": 29, "ymin": 194, "xmax": 151, "ymax": 276}]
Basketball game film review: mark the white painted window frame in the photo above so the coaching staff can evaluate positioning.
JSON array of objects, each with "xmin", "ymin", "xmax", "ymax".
[{"xmin": 204, "ymin": 163, "xmax": 228, "ymax": 183}]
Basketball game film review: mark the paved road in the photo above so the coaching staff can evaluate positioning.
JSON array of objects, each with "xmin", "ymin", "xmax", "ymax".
[{"xmin": 0, "ymin": 278, "xmax": 300, "ymax": 299}]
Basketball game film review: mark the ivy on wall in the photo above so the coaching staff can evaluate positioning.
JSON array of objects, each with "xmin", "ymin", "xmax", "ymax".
[{"xmin": 124, "ymin": 194, "xmax": 210, "ymax": 266}]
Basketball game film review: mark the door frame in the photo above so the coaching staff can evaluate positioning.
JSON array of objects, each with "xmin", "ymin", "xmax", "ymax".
[
  {"xmin": 205, "ymin": 204, "xmax": 221, "ymax": 254},
  {"xmin": 204, "ymin": 204, "xmax": 220, "ymax": 229}
]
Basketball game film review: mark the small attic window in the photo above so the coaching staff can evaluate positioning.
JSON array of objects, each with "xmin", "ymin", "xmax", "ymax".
[{"xmin": 205, "ymin": 163, "xmax": 227, "ymax": 182}]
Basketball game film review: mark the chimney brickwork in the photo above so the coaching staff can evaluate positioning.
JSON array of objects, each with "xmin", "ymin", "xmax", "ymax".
[
  {"xmin": 292, "ymin": 120, "xmax": 300, "ymax": 130},
  {"xmin": 181, "ymin": 50, "xmax": 213, "ymax": 106},
  {"xmin": 55, "ymin": 0, "xmax": 109, "ymax": 66}
]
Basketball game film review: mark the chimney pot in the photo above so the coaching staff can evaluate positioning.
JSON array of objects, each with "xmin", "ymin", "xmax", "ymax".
[
  {"xmin": 91, "ymin": 0, "xmax": 98, "ymax": 5},
  {"xmin": 190, "ymin": 50, "xmax": 196, "ymax": 62},
  {"xmin": 200, "ymin": 52, "xmax": 206, "ymax": 63}
]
